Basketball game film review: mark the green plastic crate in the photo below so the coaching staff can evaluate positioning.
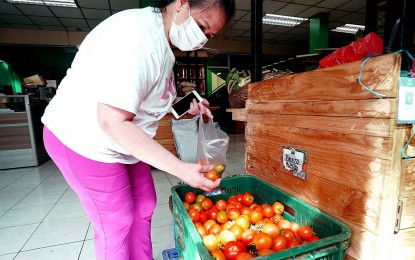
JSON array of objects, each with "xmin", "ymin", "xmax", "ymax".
[{"xmin": 171, "ymin": 175, "xmax": 351, "ymax": 260}]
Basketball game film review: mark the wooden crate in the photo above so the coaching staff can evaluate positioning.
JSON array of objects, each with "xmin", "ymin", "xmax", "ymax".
[{"xmin": 245, "ymin": 54, "xmax": 415, "ymax": 259}]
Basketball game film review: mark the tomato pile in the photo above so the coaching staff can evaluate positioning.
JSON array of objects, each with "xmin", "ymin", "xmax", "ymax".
[{"xmin": 182, "ymin": 191, "xmax": 320, "ymax": 260}]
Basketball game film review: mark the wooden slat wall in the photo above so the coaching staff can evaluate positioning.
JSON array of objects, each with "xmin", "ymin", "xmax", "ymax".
[
  {"xmin": 154, "ymin": 113, "xmax": 195, "ymax": 158},
  {"xmin": 245, "ymin": 54, "xmax": 411, "ymax": 259},
  {"xmin": 392, "ymin": 228, "xmax": 415, "ymax": 258},
  {"xmin": 0, "ymin": 125, "xmax": 31, "ymax": 150},
  {"xmin": 248, "ymin": 54, "xmax": 400, "ymax": 102},
  {"xmin": 0, "ymin": 112, "xmax": 28, "ymax": 124},
  {"xmin": 399, "ymin": 159, "xmax": 415, "ymax": 230}
]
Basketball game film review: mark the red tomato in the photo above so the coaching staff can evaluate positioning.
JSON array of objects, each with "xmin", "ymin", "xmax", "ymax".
[
  {"xmin": 207, "ymin": 206, "xmax": 219, "ymax": 220},
  {"xmin": 235, "ymin": 252, "xmax": 255, "ymax": 260},
  {"xmin": 188, "ymin": 208, "xmax": 200, "ymax": 223},
  {"xmin": 287, "ymin": 239, "xmax": 301, "ymax": 248},
  {"xmin": 183, "ymin": 202, "xmax": 190, "ymax": 211},
  {"xmin": 227, "ymin": 208, "xmax": 241, "ymax": 221},
  {"xmin": 307, "ymin": 235, "xmax": 320, "ymax": 242},
  {"xmin": 235, "ymin": 193, "xmax": 243, "ymax": 202},
  {"xmin": 205, "ymin": 169, "xmax": 219, "ymax": 181},
  {"xmin": 196, "ymin": 225, "xmax": 207, "ymax": 237},
  {"xmin": 272, "ymin": 201, "xmax": 284, "ymax": 215},
  {"xmin": 184, "ymin": 192, "xmax": 196, "ymax": 204},
  {"xmin": 199, "ymin": 211, "xmax": 208, "ymax": 224},
  {"xmin": 211, "ymin": 249, "xmax": 226, "ymax": 260},
  {"xmin": 240, "ymin": 207, "xmax": 252, "ymax": 217},
  {"xmin": 271, "ymin": 214, "xmax": 284, "ymax": 225},
  {"xmin": 223, "ymin": 241, "xmax": 246, "ymax": 260},
  {"xmin": 258, "ymin": 248, "xmax": 274, "ymax": 256},
  {"xmin": 240, "ymin": 228, "xmax": 257, "ymax": 246},
  {"xmin": 229, "ymin": 224, "xmax": 244, "ymax": 240},
  {"xmin": 294, "ymin": 233, "xmax": 303, "ymax": 243},
  {"xmin": 272, "ymin": 235, "xmax": 287, "ymax": 252},
  {"xmin": 203, "ymin": 219, "xmax": 216, "ymax": 232},
  {"xmin": 253, "ymin": 232, "xmax": 273, "ymax": 250},
  {"xmin": 281, "ymin": 229, "xmax": 296, "ymax": 242},
  {"xmin": 262, "ymin": 223, "xmax": 280, "ymax": 238},
  {"xmin": 298, "ymin": 226, "xmax": 313, "ymax": 240},
  {"xmin": 262, "ymin": 204, "xmax": 274, "ymax": 218},
  {"xmin": 232, "ymin": 201, "xmax": 243, "ymax": 209},
  {"xmin": 227, "ymin": 197, "xmax": 237, "ymax": 205},
  {"xmin": 226, "ymin": 203, "xmax": 238, "ymax": 212},
  {"xmin": 201, "ymin": 198, "xmax": 213, "ymax": 211},
  {"xmin": 215, "ymin": 200, "xmax": 227, "ymax": 211},
  {"xmin": 208, "ymin": 223, "xmax": 222, "ymax": 235},
  {"xmin": 251, "ymin": 204, "xmax": 263, "ymax": 212},
  {"xmin": 242, "ymin": 192, "xmax": 254, "ymax": 206},
  {"xmin": 249, "ymin": 210, "xmax": 263, "ymax": 224}
]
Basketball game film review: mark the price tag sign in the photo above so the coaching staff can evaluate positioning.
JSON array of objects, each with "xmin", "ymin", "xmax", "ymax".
[
  {"xmin": 397, "ymin": 77, "xmax": 415, "ymax": 124},
  {"xmin": 281, "ymin": 146, "xmax": 307, "ymax": 180}
]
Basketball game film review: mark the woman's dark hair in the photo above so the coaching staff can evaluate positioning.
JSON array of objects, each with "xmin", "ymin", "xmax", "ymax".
[{"xmin": 154, "ymin": 0, "xmax": 235, "ymax": 24}]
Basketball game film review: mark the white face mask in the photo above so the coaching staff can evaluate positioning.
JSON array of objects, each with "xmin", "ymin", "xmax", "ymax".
[{"xmin": 169, "ymin": 7, "xmax": 208, "ymax": 51}]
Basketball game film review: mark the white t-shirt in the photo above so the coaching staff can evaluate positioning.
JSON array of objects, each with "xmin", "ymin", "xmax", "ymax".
[{"xmin": 42, "ymin": 7, "xmax": 176, "ymax": 164}]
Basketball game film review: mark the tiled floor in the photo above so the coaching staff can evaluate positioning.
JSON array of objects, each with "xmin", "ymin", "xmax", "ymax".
[{"xmin": 0, "ymin": 134, "xmax": 245, "ymax": 260}]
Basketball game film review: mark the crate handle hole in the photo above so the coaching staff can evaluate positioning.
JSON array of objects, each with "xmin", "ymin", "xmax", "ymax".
[{"xmin": 279, "ymin": 201, "xmax": 295, "ymax": 217}]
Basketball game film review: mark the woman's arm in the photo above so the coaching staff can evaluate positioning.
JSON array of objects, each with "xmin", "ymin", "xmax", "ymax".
[{"xmin": 97, "ymin": 102, "xmax": 220, "ymax": 191}]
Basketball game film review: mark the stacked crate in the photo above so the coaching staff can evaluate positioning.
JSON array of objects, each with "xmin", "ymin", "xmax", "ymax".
[{"xmin": 245, "ymin": 54, "xmax": 415, "ymax": 259}]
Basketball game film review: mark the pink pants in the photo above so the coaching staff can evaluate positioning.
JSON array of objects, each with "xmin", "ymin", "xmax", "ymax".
[{"xmin": 43, "ymin": 127, "xmax": 156, "ymax": 260}]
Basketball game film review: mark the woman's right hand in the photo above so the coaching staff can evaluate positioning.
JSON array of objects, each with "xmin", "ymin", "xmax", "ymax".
[{"xmin": 173, "ymin": 162, "xmax": 221, "ymax": 192}]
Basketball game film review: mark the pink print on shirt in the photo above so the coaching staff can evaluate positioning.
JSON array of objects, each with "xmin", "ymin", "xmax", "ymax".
[{"xmin": 161, "ymin": 77, "xmax": 176, "ymax": 99}]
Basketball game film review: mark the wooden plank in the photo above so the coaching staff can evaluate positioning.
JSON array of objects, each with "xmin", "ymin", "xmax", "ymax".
[
  {"xmin": 249, "ymin": 54, "xmax": 400, "ymax": 102},
  {"xmin": 375, "ymin": 126, "xmax": 405, "ymax": 259},
  {"xmin": 0, "ymin": 125, "xmax": 31, "ymax": 150},
  {"xmin": 247, "ymin": 113, "xmax": 394, "ymax": 137},
  {"xmin": 392, "ymin": 228, "xmax": 415, "ymax": 260},
  {"xmin": 336, "ymin": 216, "xmax": 378, "ymax": 260},
  {"xmin": 226, "ymin": 108, "xmax": 247, "ymax": 122},
  {"xmin": 246, "ymin": 98, "xmax": 395, "ymax": 119},
  {"xmin": 154, "ymin": 126, "xmax": 173, "ymax": 140},
  {"xmin": 246, "ymin": 135, "xmax": 390, "ymax": 198},
  {"xmin": 0, "ymin": 112, "xmax": 28, "ymax": 124},
  {"xmin": 245, "ymin": 150, "xmax": 382, "ymax": 234},
  {"xmin": 404, "ymin": 127, "xmax": 415, "ymax": 158},
  {"xmin": 399, "ymin": 194, "xmax": 415, "ymax": 229},
  {"xmin": 246, "ymin": 122, "xmax": 392, "ymax": 160},
  {"xmin": 401, "ymin": 159, "xmax": 415, "ymax": 195},
  {"xmin": 246, "ymin": 170, "xmax": 381, "ymax": 259}
]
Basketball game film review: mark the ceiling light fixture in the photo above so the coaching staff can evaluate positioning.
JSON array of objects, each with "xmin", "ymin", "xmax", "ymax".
[
  {"xmin": 6, "ymin": 0, "xmax": 77, "ymax": 8},
  {"xmin": 331, "ymin": 24, "xmax": 365, "ymax": 34},
  {"xmin": 263, "ymin": 14, "xmax": 308, "ymax": 27}
]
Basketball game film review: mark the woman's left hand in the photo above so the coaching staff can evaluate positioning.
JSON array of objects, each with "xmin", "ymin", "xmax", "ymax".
[{"xmin": 188, "ymin": 98, "xmax": 213, "ymax": 118}]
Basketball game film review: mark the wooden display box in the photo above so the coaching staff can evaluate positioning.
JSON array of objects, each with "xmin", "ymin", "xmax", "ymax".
[
  {"xmin": 245, "ymin": 54, "xmax": 415, "ymax": 259},
  {"xmin": 154, "ymin": 113, "xmax": 194, "ymax": 158}
]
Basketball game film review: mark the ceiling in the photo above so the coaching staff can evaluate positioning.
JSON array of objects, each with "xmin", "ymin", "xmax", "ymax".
[
  {"xmin": 0, "ymin": 0, "xmax": 372, "ymax": 79},
  {"xmin": 0, "ymin": 0, "xmax": 367, "ymax": 49}
]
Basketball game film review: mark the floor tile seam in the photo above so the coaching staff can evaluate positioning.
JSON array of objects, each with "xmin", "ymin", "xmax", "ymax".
[
  {"xmin": 41, "ymin": 209, "xmax": 88, "ymax": 223},
  {"xmin": 0, "ymin": 222, "xmax": 40, "ymax": 231},
  {"xmin": 13, "ymin": 188, "xmax": 72, "ymax": 254},
  {"xmin": 77, "ymin": 223, "xmax": 92, "ymax": 260},
  {"xmin": 0, "ymin": 172, "xmax": 62, "ymax": 216},
  {"xmin": 18, "ymin": 239, "xmax": 85, "ymax": 254}
]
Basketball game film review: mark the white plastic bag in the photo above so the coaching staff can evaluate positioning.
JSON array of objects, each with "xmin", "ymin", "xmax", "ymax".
[
  {"xmin": 170, "ymin": 115, "xmax": 200, "ymax": 162},
  {"xmin": 196, "ymin": 116, "xmax": 229, "ymax": 166}
]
